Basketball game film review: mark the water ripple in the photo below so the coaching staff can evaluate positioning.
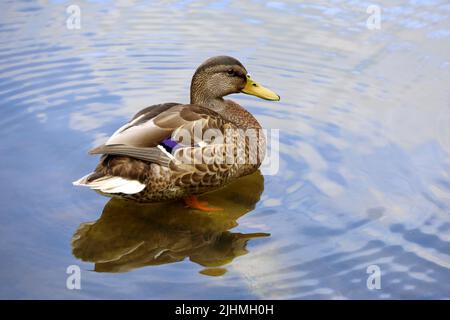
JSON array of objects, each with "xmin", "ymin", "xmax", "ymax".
[{"xmin": 0, "ymin": 0, "xmax": 449, "ymax": 299}]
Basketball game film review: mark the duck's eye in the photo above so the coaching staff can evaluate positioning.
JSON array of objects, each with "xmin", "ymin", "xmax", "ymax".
[{"xmin": 227, "ymin": 69, "xmax": 235, "ymax": 76}]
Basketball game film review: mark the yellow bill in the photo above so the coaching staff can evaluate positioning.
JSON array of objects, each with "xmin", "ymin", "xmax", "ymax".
[{"xmin": 241, "ymin": 75, "xmax": 280, "ymax": 101}]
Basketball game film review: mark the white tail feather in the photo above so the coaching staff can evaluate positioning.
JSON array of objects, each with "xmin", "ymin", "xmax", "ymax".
[{"xmin": 72, "ymin": 173, "xmax": 145, "ymax": 194}]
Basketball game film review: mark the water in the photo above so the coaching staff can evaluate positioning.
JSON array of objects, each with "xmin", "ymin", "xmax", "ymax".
[{"xmin": 0, "ymin": 0, "xmax": 449, "ymax": 299}]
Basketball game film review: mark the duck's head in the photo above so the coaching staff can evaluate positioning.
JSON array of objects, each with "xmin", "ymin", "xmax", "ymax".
[{"xmin": 190, "ymin": 56, "xmax": 280, "ymax": 106}]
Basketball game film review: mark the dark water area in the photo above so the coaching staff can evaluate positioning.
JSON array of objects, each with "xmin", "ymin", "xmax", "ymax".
[{"xmin": 0, "ymin": 0, "xmax": 450, "ymax": 299}]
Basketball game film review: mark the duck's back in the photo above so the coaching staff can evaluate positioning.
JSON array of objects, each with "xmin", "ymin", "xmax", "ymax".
[{"xmin": 73, "ymin": 102, "xmax": 265, "ymax": 202}]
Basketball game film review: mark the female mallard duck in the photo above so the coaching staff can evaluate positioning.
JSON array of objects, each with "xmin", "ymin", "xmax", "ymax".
[{"xmin": 73, "ymin": 56, "xmax": 279, "ymax": 211}]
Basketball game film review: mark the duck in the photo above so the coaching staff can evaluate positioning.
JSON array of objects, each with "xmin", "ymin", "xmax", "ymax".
[{"xmin": 73, "ymin": 56, "xmax": 280, "ymax": 211}]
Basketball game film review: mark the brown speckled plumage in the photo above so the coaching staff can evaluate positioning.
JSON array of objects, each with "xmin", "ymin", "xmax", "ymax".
[{"xmin": 75, "ymin": 56, "xmax": 278, "ymax": 202}]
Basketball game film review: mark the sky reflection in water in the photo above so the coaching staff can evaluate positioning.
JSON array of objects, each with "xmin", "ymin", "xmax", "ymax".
[{"xmin": 0, "ymin": 0, "xmax": 449, "ymax": 299}]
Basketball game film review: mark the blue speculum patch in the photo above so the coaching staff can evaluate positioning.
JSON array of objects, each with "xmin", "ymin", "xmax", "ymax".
[{"xmin": 160, "ymin": 137, "xmax": 179, "ymax": 152}]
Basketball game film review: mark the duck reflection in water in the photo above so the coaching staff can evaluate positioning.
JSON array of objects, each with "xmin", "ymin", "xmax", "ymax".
[{"xmin": 72, "ymin": 171, "xmax": 269, "ymax": 276}]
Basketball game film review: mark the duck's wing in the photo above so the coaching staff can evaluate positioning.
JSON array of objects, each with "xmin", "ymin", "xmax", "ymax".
[{"xmin": 89, "ymin": 103, "xmax": 226, "ymax": 167}]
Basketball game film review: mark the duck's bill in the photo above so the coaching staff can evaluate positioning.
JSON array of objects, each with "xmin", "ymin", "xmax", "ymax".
[{"xmin": 241, "ymin": 75, "xmax": 280, "ymax": 101}]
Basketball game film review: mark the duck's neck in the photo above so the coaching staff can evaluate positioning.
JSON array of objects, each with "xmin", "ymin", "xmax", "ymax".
[
  {"xmin": 190, "ymin": 74, "xmax": 227, "ymax": 113},
  {"xmin": 191, "ymin": 95, "xmax": 226, "ymax": 112}
]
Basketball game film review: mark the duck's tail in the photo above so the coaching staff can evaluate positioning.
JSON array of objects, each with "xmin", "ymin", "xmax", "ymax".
[{"xmin": 72, "ymin": 172, "xmax": 146, "ymax": 195}]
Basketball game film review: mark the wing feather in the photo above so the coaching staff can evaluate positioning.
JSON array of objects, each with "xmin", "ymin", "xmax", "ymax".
[{"xmin": 89, "ymin": 145, "xmax": 172, "ymax": 167}]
